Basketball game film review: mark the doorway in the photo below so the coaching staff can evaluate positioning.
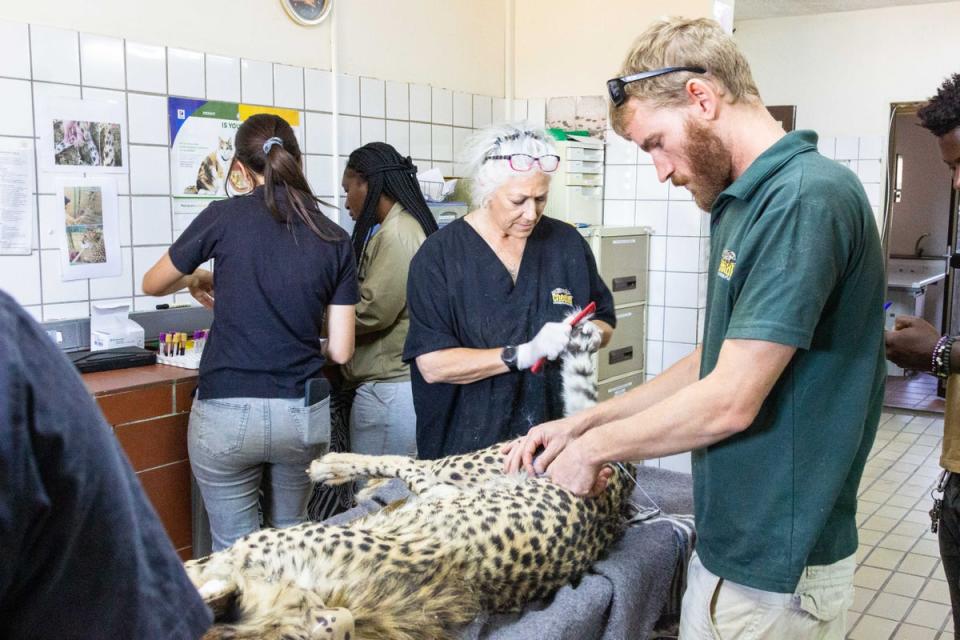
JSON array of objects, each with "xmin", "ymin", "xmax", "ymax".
[{"xmin": 882, "ymin": 102, "xmax": 958, "ymax": 412}]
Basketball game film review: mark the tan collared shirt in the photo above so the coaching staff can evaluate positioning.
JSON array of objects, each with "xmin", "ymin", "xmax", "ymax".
[
  {"xmin": 943, "ymin": 375, "xmax": 960, "ymax": 472},
  {"xmin": 341, "ymin": 203, "xmax": 427, "ymax": 385}
]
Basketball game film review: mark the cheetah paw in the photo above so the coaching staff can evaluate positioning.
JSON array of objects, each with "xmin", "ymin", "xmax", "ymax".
[{"xmin": 309, "ymin": 453, "xmax": 369, "ymax": 485}]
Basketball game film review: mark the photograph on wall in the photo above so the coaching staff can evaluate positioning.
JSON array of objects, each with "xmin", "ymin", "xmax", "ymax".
[
  {"xmin": 55, "ymin": 177, "xmax": 122, "ymax": 280},
  {"xmin": 37, "ymin": 97, "xmax": 127, "ymax": 174},
  {"xmin": 169, "ymin": 98, "xmax": 302, "ymax": 215}
]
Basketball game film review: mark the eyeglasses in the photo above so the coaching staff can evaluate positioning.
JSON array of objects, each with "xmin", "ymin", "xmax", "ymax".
[
  {"xmin": 606, "ymin": 66, "xmax": 707, "ymax": 107},
  {"xmin": 483, "ymin": 153, "xmax": 561, "ymax": 173}
]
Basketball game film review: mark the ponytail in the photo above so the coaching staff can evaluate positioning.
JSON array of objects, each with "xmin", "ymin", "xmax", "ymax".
[{"xmin": 234, "ymin": 113, "xmax": 342, "ymax": 242}]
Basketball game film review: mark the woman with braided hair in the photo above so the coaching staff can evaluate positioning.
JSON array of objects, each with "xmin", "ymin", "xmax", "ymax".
[{"xmin": 340, "ymin": 142, "xmax": 438, "ymax": 456}]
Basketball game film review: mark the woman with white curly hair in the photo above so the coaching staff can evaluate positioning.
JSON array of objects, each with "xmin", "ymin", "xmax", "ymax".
[{"xmin": 402, "ymin": 123, "xmax": 616, "ymax": 460}]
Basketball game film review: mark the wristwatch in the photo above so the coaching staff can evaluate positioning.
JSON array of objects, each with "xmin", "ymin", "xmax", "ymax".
[{"xmin": 501, "ymin": 345, "xmax": 519, "ymax": 371}]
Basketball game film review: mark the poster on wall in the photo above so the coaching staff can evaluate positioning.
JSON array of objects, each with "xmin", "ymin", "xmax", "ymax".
[
  {"xmin": 37, "ymin": 97, "xmax": 127, "ymax": 174},
  {"xmin": 55, "ymin": 177, "xmax": 122, "ymax": 281},
  {"xmin": 0, "ymin": 138, "xmax": 35, "ymax": 255},
  {"xmin": 168, "ymin": 98, "xmax": 302, "ymax": 216}
]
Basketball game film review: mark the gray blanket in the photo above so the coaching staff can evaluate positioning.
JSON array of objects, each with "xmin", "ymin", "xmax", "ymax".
[{"xmin": 325, "ymin": 466, "xmax": 695, "ymax": 640}]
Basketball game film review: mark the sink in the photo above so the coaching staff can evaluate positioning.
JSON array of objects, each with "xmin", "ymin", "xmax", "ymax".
[{"xmin": 887, "ymin": 257, "xmax": 947, "ymax": 291}]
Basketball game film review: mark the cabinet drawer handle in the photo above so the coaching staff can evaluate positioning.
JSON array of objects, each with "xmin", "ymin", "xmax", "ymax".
[
  {"xmin": 612, "ymin": 276, "xmax": 637, "ymax": 292},
  {"xmin": 608, "ymin": 346, "xmax": 634, "ymax": 365}
]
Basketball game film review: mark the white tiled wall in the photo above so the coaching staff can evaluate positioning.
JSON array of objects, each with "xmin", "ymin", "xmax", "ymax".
[{"xmin": 0, "ymin": 18, "xmax": 544, "ymax": 323}]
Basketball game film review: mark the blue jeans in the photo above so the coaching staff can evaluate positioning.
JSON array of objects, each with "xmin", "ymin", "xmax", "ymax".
[
  {"xmin": 188, "ymin": 396, "xmax": 330, "ymax": 551},
  {"xmin": 349, "ymin": 381, "xmax": 417, "ymax": 456}
]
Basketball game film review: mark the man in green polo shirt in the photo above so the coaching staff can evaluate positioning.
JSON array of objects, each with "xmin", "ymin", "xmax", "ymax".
[{"xmin": 503, "ymin": 16, "xmax": 885, "ymax": 638}]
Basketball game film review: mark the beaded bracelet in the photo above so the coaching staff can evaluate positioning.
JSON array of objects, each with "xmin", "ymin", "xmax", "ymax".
[{"xmin": 932, "ymin": 335, "xmax": 957, "ymax": 379}]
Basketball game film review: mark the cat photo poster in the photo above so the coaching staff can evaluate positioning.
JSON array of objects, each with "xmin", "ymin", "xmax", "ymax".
[
  {"xmin": 169, "ymin": 98, "xmax": 301, "ymax": 215},
  {"xmin": 37, "ymin": 97, "xmax": 127, "ymax": 174}
]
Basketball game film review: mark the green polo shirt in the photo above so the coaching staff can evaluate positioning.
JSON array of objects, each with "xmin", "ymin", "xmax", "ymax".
[{"xmin": 696, "ymin": 130, "xmax": 886, "ymax": 593}]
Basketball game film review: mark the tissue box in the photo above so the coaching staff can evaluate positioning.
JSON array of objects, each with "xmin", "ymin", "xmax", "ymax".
[{"xmin": 90, "ymin": 303, "xmax": 145, "ymax": 352}]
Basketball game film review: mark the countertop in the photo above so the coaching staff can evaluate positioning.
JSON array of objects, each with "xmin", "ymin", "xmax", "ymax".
[{"xmin": 82, "ymin": 364, "xmax": 198, "ymax": 396}]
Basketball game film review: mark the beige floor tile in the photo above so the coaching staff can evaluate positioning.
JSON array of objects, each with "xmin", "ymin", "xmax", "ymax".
[
  {"xmin": 849, "ymin": 614, "xmax": 898, "ymax": 639},
  {"xmin": 899, "ymin": 484, "xmax": 933, "ymax": 498},
  {"xmin": 884, "ymin": 572, "xmax": 927, "ymax": 598},
  {"xmin": 898, "ymin": 553, "xmax": 939, "ymax": 578},
  {"xmin": 892, "ymin": 521, "xmax": 930, "ymax": 538},
  {"xmin": 866, "ymin": 515, "xmax": 904, "ymax": 533},
  {"xmin": 946, "ymin": 615, "xmax": 954, "ymax": 632},
  {"xmin": 880, "ymin": 534, "xmax": 922, "ymax": 552},
  {"xmin": 930, "ymin": 563, "xmax": 947, "ymax": 582},
  {"xmin": 850, "ymin": 586, "xmax": 877, "ymax": 613},
  {"xmin": 905, "ymin": 599, "xmax": 951, "ymax": 629},
  {"xmin": 919, "ymin": 579, "xmax": 952, "ymax": 606},
  {"xmin": 913, "ymin": 539, "xmax": 942, "ymax": 557},
  {"xmin": 855, "ymin": 566, "xmax": 892, "ymax": 590},
  {"xmin": 918, "ymin": 435, "xmax": 942, "ymax": 447},
  {"xmin": 876, "ymin": 505, "xmax": 910, "ymax": 520},
  {"xmin": 860, "ymin": 529, "xmax": 885, "ymax": 545},
  {"xmin": 857, "ymin": 544, "xmax": 874, "ymax": 563},
  {"xmin": 887, "ymin": 494, "xmax": 922, "ymax": 509},
  {"xmin": 865, "ymin": 547, "xmax": 906, "ymax": 570},
  {"xmin": 892, "ymin": 623, "xmax": 940, "ymax": 640},
  {"xmin": 884, "ymin": 471, "xmax": 913, "ymax": 484},
  {"xmin": 867, "ymin": 591, "xmax": 915, "ymax": 620},
  {"xmin": 846, "ymin": 611, "xmax": 861, "ymax": 633},
  {"xmin": 904, "ymin": 509, "xmax": 933, "ymax": 525},
  {"xmin": 861, "ymin": 489, "xmax": 892, "ymax": 503}
]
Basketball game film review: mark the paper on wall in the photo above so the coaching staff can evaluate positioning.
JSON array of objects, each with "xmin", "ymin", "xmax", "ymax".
[
  {"xmin": 0, "ymin": 138, "xmax": 34, "ymax": 255},
  {"xmin": 55, "ymin": 176, "xmax": 122, "ymax": 281},
  {"xmin": 36, "ymin": 96, "xmax": 127, "ymax": 174}
]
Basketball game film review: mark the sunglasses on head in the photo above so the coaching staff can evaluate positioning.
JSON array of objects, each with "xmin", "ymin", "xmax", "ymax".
[{"xmin": 606, "ymin": 66, "xmax": 707, "ymax": 107}]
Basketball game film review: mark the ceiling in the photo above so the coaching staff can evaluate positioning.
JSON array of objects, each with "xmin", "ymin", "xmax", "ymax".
[{"xmin": 734, "ymin": 0, "xmax": 952, "ymax": 21}]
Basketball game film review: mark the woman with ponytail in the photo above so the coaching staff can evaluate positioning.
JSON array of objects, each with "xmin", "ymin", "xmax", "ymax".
[
  {"xmin": 142, "ymin": 113, "xmax": 359, "ymax": 550},
  {"xmin": 340, "ymin": 142, "xmax": 437, "ymax": 456}
]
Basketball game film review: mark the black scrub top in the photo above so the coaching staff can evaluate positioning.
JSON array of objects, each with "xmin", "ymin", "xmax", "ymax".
[{"xmin": 403, "ymin": 216, "xmax": 615, "ymax": 459}]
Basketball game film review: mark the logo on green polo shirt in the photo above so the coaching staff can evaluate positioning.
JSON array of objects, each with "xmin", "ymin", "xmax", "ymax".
[{"xmin": 718, "ymin": 249, "xmax": 737, "ymax": 280}]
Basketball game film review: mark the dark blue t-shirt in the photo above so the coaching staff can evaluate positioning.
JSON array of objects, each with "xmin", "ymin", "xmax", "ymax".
[
  {"xmin": 0, "ymin": 290, "xmax": 212, "ymax": 639},
  {"xmin": 403, "ymin": 216, "xmax": 615, "ymax": 459},
  {"xmin": 169, "ymin": 187, "xmax": 359, "ymax": 400}
]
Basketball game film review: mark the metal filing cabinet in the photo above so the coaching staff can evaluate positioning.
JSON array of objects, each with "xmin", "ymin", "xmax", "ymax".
[
  {"xmin": 544, "ymin": 137, "xmax": 605, "ymax": 227},
  {"xmin": 581, "ymin": 226, "xmax": 650, "ymax": 393}
]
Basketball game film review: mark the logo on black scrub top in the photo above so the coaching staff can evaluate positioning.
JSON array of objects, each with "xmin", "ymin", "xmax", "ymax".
[
  {"xmin": 718, "ymin": 249, "xmax": 737, "ymax": 280},
  {"xmin": 551, "ymin": 287, "xmax": 574, "ymax": 306}
]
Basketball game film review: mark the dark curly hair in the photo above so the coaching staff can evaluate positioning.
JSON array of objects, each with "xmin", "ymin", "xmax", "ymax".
[{"xmin": 918, "ymin": 73, "xmax": 960, "ymax": 137}]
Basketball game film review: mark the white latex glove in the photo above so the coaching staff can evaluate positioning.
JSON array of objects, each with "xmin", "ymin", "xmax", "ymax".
[{"xmin": 517, "ymin": 321, "xmax": 572, "ymax": 370}]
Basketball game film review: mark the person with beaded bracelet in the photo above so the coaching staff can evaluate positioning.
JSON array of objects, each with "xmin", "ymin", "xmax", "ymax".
[{"xmin": 885, "ymin": 71, "xmax": 960, "ymax": 637}]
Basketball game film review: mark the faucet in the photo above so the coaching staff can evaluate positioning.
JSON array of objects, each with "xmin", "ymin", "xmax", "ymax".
[{"xmin": 915, "ymin": 233, "xmax": 930, "ymax": 257}]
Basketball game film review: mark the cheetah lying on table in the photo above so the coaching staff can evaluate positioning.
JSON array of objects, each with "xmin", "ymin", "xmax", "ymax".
[{"xmin": 186, "ymin": 317, "xmax": 635, "ymax": 640}]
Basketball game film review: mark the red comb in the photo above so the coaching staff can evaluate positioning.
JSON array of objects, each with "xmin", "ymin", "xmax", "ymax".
[{"xmin": 530, "ymin": 301, "xmax": 597, "ymax": 374}]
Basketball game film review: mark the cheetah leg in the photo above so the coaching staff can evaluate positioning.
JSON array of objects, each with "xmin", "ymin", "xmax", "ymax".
[
  {"xmin": 309, "ymin": 452, "xmax": 446, "ymax": 497},
  {"xmin": 183, "ymin": 552, "xmax": 240, "ymax": 618}
]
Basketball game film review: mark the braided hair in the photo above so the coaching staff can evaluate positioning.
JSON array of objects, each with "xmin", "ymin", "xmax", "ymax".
[{"xmin": 346, "ymin": 142, "xmax": 438, "ymax": 263}]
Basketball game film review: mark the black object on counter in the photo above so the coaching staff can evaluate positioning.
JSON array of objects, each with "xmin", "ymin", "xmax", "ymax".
[{"xmin": 69, "ymin": 346, "xmax": 157, "ymax": 374}]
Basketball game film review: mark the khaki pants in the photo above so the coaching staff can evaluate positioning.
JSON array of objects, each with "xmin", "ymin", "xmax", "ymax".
[{"xmin": 679, "ymin": 552, "xmax": 854, "ymax": 639}]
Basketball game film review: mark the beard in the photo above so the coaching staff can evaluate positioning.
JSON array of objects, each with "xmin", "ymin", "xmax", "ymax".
[{"xmin": 677, "ymin": 117, "xmax": 733, "ymax": 212}]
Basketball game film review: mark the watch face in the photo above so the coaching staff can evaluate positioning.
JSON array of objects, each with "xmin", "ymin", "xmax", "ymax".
[{"xmin": 501, "ymin": 345, "xmax": 518, "ymax": 369}]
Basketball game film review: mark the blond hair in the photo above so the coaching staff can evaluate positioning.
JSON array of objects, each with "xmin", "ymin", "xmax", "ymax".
[{"xmin": 610, "ymin": 17, "xmax": 761, "ymax": 136}]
